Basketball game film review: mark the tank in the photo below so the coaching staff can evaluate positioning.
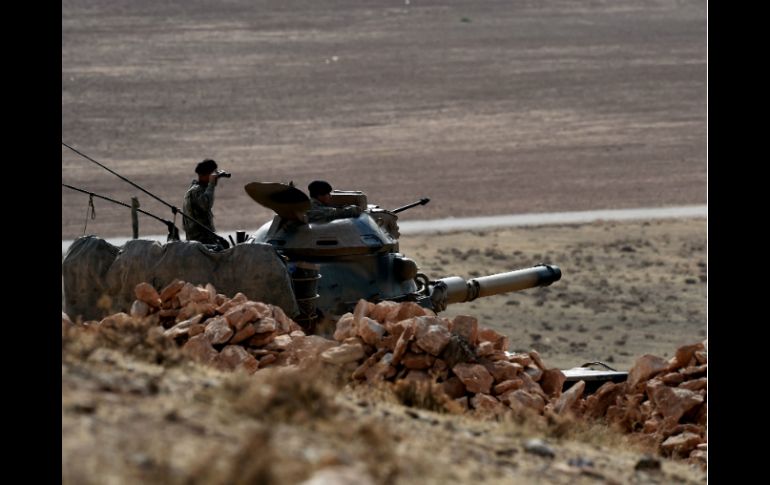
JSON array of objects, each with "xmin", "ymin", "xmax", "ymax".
[
  {"xmin": 244, "ymin": 182, "xmax": 561, "ymax": 332},
  {"xmin": 61, "ymin": 181, "xmax": 560, "ymax": 331}
]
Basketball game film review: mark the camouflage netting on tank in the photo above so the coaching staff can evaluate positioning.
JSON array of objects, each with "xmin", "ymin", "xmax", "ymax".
[{"xmin": 62, "ymin": 236, "xmax": 299, "ymax": 321}]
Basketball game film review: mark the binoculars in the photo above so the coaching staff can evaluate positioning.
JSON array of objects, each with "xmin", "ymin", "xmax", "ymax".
[{"xmin": 216, "ymin": 170, "xmax": 232, "ymax": 178}]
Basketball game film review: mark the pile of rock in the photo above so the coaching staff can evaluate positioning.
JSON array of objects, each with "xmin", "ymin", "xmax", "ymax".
[
  {"xmin": 324, "ymin": 299, "xmax": 578, "ymax": 416},
  {"xmin": 130, "ymin": 280, "xmax": 336, "ymax": 373},
  {"xmin": 65, "ymin": 281, "xmax": 707, "ymax": 464},
  {"xmin": 581, "ymin": 343, "xmax": 707, "ymax": 464}
]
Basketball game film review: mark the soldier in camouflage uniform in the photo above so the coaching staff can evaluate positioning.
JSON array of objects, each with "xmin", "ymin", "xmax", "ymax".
[
  {"xmin": 306, "ymin": 180, "xmax": 362, "ymax": 223},
  {"xmin": 183, "ymin": 159, "xmax": 222, "ymax": 245}
]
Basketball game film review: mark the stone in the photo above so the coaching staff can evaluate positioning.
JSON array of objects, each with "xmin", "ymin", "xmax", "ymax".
[
  {"xmin": 523, "ymin": 439, "xmax": 555, "ymax": 458},
  {"xmin": 188, "ymin": 324, "xmax": 205, "ymax": 337},
  {"xmin": 441, "ymin": 334, "xmax": 477, "ymax": 369},
  {"xmin": 248, "ymin": 331, "xmax": 277, "ymax": 348},
  {"xmin": 659, "ymin": 372, "xmax": 685, "ymax": 386},
  {"xmin": 681, "ymin": 364, "xmax": 707, "ymax": 379},
  {"xmin": 352, "ymin": 299, "xmax": 374, "ymax": 325},
  {"xmin": 452, "ymin": 363, "xmax": 494, "ymax": 394},
  {"xmin": 230, "ymin": 324, "xmax": 258, "ymax": 344},
  {"xmin": 476, "ymin": 341, "xmax": 496, "ymax": 357},
  {"xmin": 269, "ymin": 305, "xmax": 295, "ymax": 334},
  {"xmin": 667, "ymin": 343, "xmax": 705, "ymax": 372},
  {"xmin": 524, "ymin": 365, "xmax": 543, "ymax": 382},
  {"xmin": 215, "ymin": 292, "xmax": 248, "ymax": 314},
  {"xmin": 62, "ymin": 312, "xmax": 73, "ymax": 327},
  {"xmin": 660, "ymin": 432, "xmax": 703, "ymax": 458},
  {"xmin": 181, "ymin": 334, "xmax": 218, "ymax": 365},
  {"xmin": 694, "ymin": 350, "xmax": 707, "ymax": 365},
  {"xmin": 224, "ymin": 304, "xmax": 259, "ymax": 331},
  {"xmin": 395, "ymin": 302, "xmax": 428, "ymax": 321},
  {"xmin": 134, "ymin": 282, "xmax": 162, "ymax": 308},
  {"xmin": 539, "ymin": 369, "xmax": 566, "ymax": 398},
  {"xmin": 365, "ymin": 353, "xmax": 395, "ymax": 382},
  {"xmin": 554, "ymin": 380, "xmax": 585, "ymax": 415},
  {"xmin": 216, "ymin": 345, "xmax": 259, "ymax": 373},
  {"xmin": 265, "ymin": 334, "xmax": 293, "ymax": 351},
  {"xmin": 450, "ymin": 315, "xmax": 478, "ymax": 345},
  {"xmin": 159, "ymin": 279, "xmax": 185, "ymax": 303},
  {"xmin": 402, "ymin": 352, "xmax": 435, "ymax": 370},
  {"xmin": 164, "ymin": 314, "xmax": 204, "ymax": 340},
  {"xmin": 508, "ymin": 353, "xmax": 532, "ymax": 367},
  {"xmin": 518, "ymin": 371, "xmax": 548, "ymax": 399},
  {"xmin": 478, "ymin": 327, "xmax": 508, "ymax": 351},
  {"xmin": 333, "ymin": 313, "xmax": 356, "ymax": 342},
  {"xmin": 678, "ymin": 377, "xmax": 707, "ymax": 392},
  {"xmin": 506, "ymin": 390, "xmax": 546, "ymax": 413},
  {"xmin": 392, "ymin": 324, "xmax": 416, "ymax": 366},
  {"xmin": 454, "ymin": 396, "xmax": 469, "ymax": 410},
  {"xmin": 404, "ymin": 370, "xmax": 431, "ymax": 382},
  {"xmin": 253, "ymin": 317, "xmax": 277, "ymax": 333},
  {"xmin": 159, "ymin": 308, "xmax": 179, "ymax": 319},
  {"xmin": 259, "ymin": 353, "xmax": 277, "ymax": 368},
  {"xmin": 99, "ymin": 312, "xmax": 133, "ymax": 327},
  {"xmin": 290, "ymin": 330, "xmax": 306, "ymax": 338},
  {"xmin": 274, "ymin": 335, "xmax": 337, "ymax": 366},
  {"xmin": 471, "ymin": 393, "xmax": 508, "ymax": 416},
  {"xmin": 634, "ymin": 455, "xmax": 661, "ymax": 471},
  {"xmin": 648, "ymin": 385, "xmax": 704, "ymax": 422},
  {"xmin": 627, "ymin": 354, "xmax": 669, "ymax": 389},
  {"xmin": 482, "ymin": 360, "xmax": 522, "ymax": 383},
  {"xmin": 442, "ymin": 376, "xmax": 467, "ymax": 399},
  {"xmin": 299, "ymin": 466, "xmax": 376, "ymax": 485},
  {"xmin": 203, "ymin": 317, "xmax": 234, "ymax": 345},
  {"xmin": 357, "ymin": 317, "xmax": 386, "ymax": 346},
  {"xmin": 369, "ymin": 301, "xmax": 400, "ymax": 324},
  {"xmin": 204, "ymin": 283, "xmax": 217, "ymax": 302},
  {"xmin": 130, "ymin": 300, "xmax": 151, "ymax": 318},
  {"xmin": 528, "ymin": 350, "xmax": 546, "ymax": 370},
  {"xmin": 494, "ymin": 378, "xmax": 523, "ymax": 396},
  {"xmin": 415, "ymin": 324, "xmax": 451, "ymax": 356},
  {"xmin": 352, "ymin": 349, "xmax": 388, "ymax": 380},
  {"xmin": 320, "ymin": 343, "xmax": 366, "ymax": 365}
]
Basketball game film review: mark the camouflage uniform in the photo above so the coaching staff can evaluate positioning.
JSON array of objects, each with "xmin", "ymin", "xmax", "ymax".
[
  {"xmin": 183, "ymin": 179, "xmax": 218, "ymax": 244},
  {"xmin": 306, "ymin": 197, "xmax": 362, "ymax": 223}
]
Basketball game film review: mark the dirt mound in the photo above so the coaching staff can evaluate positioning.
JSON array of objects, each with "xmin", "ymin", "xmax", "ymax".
[{"xmin": 63, "ymin": 280, "xmax": 707, "ymax": 469}]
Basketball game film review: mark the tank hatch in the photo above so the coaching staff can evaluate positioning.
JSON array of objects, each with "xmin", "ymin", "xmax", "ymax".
[{"xmin": 245, "ymin": 182, "xmax": 311, "ymax": 222}]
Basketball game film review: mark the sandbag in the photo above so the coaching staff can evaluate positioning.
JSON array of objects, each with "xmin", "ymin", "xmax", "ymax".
[{"xmin": 62, "ymin": 236, "xmax": 299, "ymax": 321}]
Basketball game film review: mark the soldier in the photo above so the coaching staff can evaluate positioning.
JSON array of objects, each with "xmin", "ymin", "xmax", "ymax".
[
  {"xmin": 183, "ymin": 159, "xmax": 225, "ymax": 245},
  {"xmin": 306, "ymin": 180, "xmax": 362, "ymax": 223}
]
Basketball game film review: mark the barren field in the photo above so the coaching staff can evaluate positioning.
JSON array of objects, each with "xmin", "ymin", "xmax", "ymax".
[
  {"xmin": 62, "ymin": 0, "xmax": 706, "ymax": 240},
  {"xmin": 62, "ymin": 0, "xmax": 707, "ymax": 483}
]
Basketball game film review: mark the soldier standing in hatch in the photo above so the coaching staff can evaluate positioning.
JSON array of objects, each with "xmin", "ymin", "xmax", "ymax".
[
  {"xmin": 306, "ymin": 180, "xmax": 362, "ymax": 223},
  {"xmin": 183, "ymin": 159, "xmax": 225, "ymax": 245}
]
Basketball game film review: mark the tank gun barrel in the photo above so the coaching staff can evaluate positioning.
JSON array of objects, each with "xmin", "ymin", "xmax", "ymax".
[
  {"xmin": 391, "ymin": 198, "xmax": 430, "ymax": 214},
  {"xmin": 428, "ymin": 264, "xmax": 561, "ymax": 311}
]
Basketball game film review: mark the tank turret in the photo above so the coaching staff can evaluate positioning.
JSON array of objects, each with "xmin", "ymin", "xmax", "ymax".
[{"xmin": 245, "ymin": 182, "xmax": 561, "ymax": 331}]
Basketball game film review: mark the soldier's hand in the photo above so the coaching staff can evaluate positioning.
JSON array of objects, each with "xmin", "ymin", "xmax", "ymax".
[
  {"xmin": 209, "ymin": 173, "xmax": 218, "ymax": 184},
  {"xmin": 346, "ymin": 205, "xmax": 362, "ymax": 217}
]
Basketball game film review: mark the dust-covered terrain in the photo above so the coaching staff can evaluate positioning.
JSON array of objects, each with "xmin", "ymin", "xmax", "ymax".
[{"xmin": 62, "ymin": 0, "xmax": 706, "ymax": 240}]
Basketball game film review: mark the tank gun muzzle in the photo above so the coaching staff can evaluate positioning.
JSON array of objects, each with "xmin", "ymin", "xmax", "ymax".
[{"xmin": 428, "ymin": 264, "xmax": 561, "ymax": 312}]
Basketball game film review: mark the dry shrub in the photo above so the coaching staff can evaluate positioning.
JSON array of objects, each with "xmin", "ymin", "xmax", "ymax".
[
  {"xmin": 62, "ymin": 313, "xmax": 182, "ymax": 365},
  {"xmin": 390, "ymin": 379, "xmax": 464, "ymax": 414},
  {"xmin": 188, "ymin": 428, "xmax": 275, "ymax": 485},
  {"xmin": 227, "ymin": 366, "xmax": 340, "ymax": 423}
]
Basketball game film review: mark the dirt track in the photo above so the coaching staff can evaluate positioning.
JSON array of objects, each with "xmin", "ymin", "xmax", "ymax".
[{"xmin": 62, "ymin": 0, "xmax": 706, "ymax": 240}]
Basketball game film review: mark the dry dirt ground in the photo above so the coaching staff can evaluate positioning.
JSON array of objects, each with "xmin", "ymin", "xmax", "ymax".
[
  {"xmin": 400, "ymin": 217, "xmax": 707, "ymax": 371},
  {"xmin": 62, "ymin": 0, "xmax": 706, "ymax": 240},
  {"xmin": 62, "ymin": 0, "xmax": 707, "ymax": 482}
]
